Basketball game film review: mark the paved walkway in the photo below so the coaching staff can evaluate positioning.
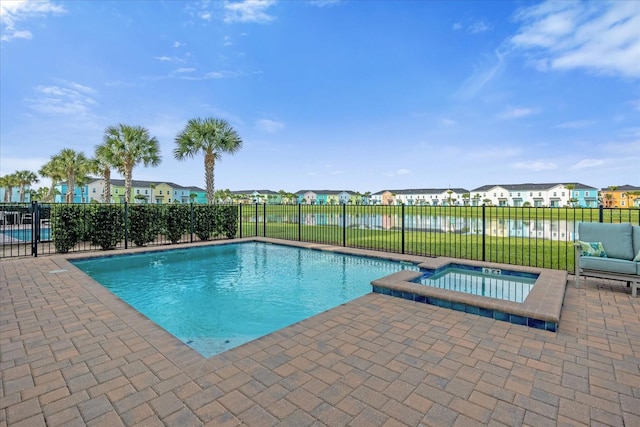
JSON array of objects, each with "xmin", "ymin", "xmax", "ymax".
[{"xmin": 1, "ymin": 243, "xmax": 639, "ymax": 426}]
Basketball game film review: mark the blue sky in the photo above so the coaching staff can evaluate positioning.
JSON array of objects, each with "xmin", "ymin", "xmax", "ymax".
[{"xmin": 1, "ymin": 0, "xmax": 639, "ymax": 194}]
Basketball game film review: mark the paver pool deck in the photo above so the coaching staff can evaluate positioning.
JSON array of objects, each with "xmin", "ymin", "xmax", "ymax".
[{"xmin": 1, "ymin": 238, "xmax": 639, "ymax": 426}]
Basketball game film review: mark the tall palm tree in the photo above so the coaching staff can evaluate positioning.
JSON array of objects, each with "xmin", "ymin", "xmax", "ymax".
[
  {"xmin": 0, "ymin": 173, "xmax": 19, "ymax": 202},
  {"xmin": 103, "ymin": 124, "xmax": 162, "ymax": 204},
  {"xmin": 174, "ymin": 118, "xmax": 242, "ymax": 204},
  {"xmin": 54, "ymin": 149, "xmax": 91, "ymax": 203},
  {"xmin": 14, "ymin": 170, "xmax": 39, "ymax": 203},
  {"xmin": 38, "ymin": 157, "xmax": 66, "ymax": 202},
  {"xmin": 92, "ymin": 142, "xmax": 120, "ymax": 203}
]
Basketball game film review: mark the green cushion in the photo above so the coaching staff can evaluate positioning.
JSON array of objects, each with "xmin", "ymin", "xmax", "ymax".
[
  {"xmin": 577, "ymin": 241, "xmax": 607, "ymax": 257},
  {"xmin": 578, "ymin": 223, "xmax": 634, "ymax": 260},
  {"xmin": 580, "ymin": 257, "xmax": 637, "ymax": 275}
]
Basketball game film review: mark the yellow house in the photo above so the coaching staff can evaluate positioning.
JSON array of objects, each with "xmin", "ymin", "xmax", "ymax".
[
  {"xmin": 154, "ymin": 183, "xmax": 174, "ymax": 204},
  {"xmin": 600, "ymin": 185, "xmax": 640, "ymax": 208}
]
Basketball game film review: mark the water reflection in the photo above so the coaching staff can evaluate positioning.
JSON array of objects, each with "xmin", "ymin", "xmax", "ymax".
[{"xmin": 250, "ymin": 213, "xmax": 578, "ymax": 242}]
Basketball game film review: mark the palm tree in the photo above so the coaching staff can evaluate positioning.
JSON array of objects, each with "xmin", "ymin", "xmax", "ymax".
[
  {"xmin": 14, "ymin": 170, "xmax": 39, "ymax": 202},
  {"xmin": 103, "ymin": 124, "xmax": 162, "ymax": 204},
  {"xmin": 0, "ymin": 175, "xmax": 11, "ymax": 202},
  {"xmin": 1, "ymin": 173, "xmax": 20, "ymax": 202},
  {"xmin": 53, "ymin": 149, "xmax": 92, "ymax": 203},
  {"xmin": 38, "ymin": 157, "xmax": 66, "ymax": 202},
  {"xmin": 174, "ymin": 118, "xmax": 243, "ymax": 204},
  {"xmin": 93, "ymin": 142, "xmax": 121, "ymax": 203},
  {"xmin": 29, "ymin": 187, "xmax": 50, "ymax": 201}
]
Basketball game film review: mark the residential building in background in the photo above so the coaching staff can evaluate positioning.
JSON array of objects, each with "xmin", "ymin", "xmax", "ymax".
[
  {"xmin": 469, "ymin": 183, "xmax": 598, "ymax": 208},
  {"xmin": 371, "ymin": 189, "xmax": 470, "ymax": 206},
  {"xmin": 0, "ymin": 187, "xmax": 32, "ymax": 203},
  {"xmin": 600, "ymin": 185, "xmax": 640, "ymax": 208},
  {"xmin": 29, "ymin": 181, "xmax": 640, "ymax": 208}
]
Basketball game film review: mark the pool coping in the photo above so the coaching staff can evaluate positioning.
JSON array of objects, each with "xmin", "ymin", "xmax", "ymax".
[{"xmin": 370, "ymin": 257, "xmax": 567, "ymax": 332}]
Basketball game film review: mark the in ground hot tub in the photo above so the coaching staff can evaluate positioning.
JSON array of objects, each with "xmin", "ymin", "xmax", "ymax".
[{"xmin": 371, "ymin": 257, "xmax": 567, "ymax": 332}]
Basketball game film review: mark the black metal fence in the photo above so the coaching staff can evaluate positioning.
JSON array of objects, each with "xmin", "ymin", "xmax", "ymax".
[{"xmin": 2, "ymin": 202, "xmax": 638, "ymax": 272}]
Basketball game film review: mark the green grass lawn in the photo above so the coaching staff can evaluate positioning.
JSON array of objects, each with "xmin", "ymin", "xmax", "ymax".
[
  {"xmin": 234, "ymin": 205, "xmax": 640, "ymax": 272},
  {"xmin": 240, "ymin": 221, "xmax": 576, "ymax": 271}
]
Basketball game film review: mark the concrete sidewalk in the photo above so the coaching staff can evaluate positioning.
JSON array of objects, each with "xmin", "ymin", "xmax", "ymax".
[{"xmin": 1, "ymin": 249, "xmax": 639, "ymax": 426}]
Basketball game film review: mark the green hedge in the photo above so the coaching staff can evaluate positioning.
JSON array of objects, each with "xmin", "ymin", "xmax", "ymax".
[
  {"xmin": 51, "ymin": 204, "xmax": 83, "ymax": 253},
  {"xmin": 89, "ymin": 205, "xmax": 124, "ymax": 250},
  {"xmin": 165, "ymin": 204, "xmax": 190, "ymax": 243},
  {"xmin": 129, "ymin": 204, "xmax": 162, "ymax": 247}
]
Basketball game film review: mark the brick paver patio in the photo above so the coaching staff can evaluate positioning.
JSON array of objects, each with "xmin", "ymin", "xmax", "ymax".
[{"xmin": 1, "ymin": 241, "xmax": 639, "ymax": 426}]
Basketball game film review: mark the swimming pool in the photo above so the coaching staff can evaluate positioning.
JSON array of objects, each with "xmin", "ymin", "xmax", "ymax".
[
  {"xmin": 417, "ymin": 264, "xmax": 537, "ymax": 303},
  {"xmin": 72, "ymin": 242, "xmax": 418, "ymax": 357},
  {"xmin": 1, "ymin": 228, "xmax": 51, "ymax": 242}
]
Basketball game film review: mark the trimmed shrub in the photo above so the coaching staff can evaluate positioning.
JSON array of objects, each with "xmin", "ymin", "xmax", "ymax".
[
  {"xmin": 193, "ymin": 204, "xmax": 216, "ymax": 240},
  {"xmin": 52, "ymin": 204, "xmax": 83, "ymax": 253},
  {"xmin": 165, "ymin": 204, "xmax": 190, "ymax": 243},
  {"xmin": 89, "ymin": 205, "xmax": 124, "ymax": 250},
  {"xmin": 129, "ymin": 204, "xmax": 162, "ymax": 247},
  {"xmin": 216, "ymin": 205, "xmax": 238, "ymax": 238}
]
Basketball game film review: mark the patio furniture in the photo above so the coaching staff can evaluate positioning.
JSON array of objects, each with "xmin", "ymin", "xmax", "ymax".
[{"xmin": 574, "ymin": 222, "xmax": 640, "ymax": 297}]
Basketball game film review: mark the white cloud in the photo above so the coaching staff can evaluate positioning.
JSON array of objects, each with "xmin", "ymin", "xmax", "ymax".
[
  {"xmin": 256, "ymin": 119, "xmax": 284, "ymax": 133},
  {"xmin": 175, "ymin": 67, "xmax": 196, "ymax": 73},
  {"xmin": 512, "ymin": 160, "xmax": 557, "ymax": 171},
  {"xmin": 224, "ymin": 0, "xmax": 276, "ymax": 24},
  {"xmin": 440, "ymin": 118, "xmax": 456, "ymax": 127},
  {"xmin": 153, "ymin": 56, "xmax": 173, "ymax": 62},
  {"xmin": 498, "ymin": 107, "xmax": 537, "ymax": 119},
  {"xmin": 0, "ymin": 0, "xmax": 65, "ymax": 41},
  {"xmin": 511, "ymin": 1, "xmax": 640, "ymax": 78},
  {"xmin": 310, "ymin": 0, "xmax": 342, "ymax": 7},
  {"xmin": 455, "ymin": 49, "xmax": 505, "ymax": 98},
  {"xmin": 570, "ymin": 159, "xmax": 605, "ymax": 170},
  {"xmin": 468, "ymin": 21, "xmax": 490, "ymax": 34},
  {"xmin": 173, "ymin": 41, "xmax": 184, "ymax": 48},
  {"xmin": 452, "ymin": 20, "xmax": 490, "ymax": 34},
  {"xmin": 27, "ymin": 81, "xmax": 97, "ymax": 116}
]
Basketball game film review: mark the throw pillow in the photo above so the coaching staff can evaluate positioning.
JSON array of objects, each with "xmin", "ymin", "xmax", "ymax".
[
  {"xmin": 577, "ymin": 241, "xmax": 608, "ymax": 258},
  {"xmin": 634, "ymin": 250, "xmax": 640, "ymax": 262}
]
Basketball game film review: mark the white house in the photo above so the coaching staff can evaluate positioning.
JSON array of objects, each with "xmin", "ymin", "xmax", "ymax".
[{"xmin": 470, "ymin": 183, "xmax": 587, "ymax": 207}]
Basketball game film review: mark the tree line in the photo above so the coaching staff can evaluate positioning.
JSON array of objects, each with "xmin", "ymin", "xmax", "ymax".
[{"xmin": 1, "ymin": 118, "xmax": 242, "ymax": 205}]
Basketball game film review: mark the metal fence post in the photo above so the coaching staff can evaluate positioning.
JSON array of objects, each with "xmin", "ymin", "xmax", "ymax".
[
  {"xmin": 263, "ymin": 203, "xmax": 267, "ymax": 237},
  {"xmin": 401, "ymin": 203, "xmax": 405, "ymax": 254},
  {"xmin": 239, "ymin": 204, "xmax": 243, "ymax": 238},
  {"xmin": 190, "ymin": 203, "xmax": 194, "ymax": 243},
  {"xmin": 298, "ymin": 203, "xmax": 301, "ymax": 241},
  {"xmin": 255, "ymin": 203, "xmax": 258, "ymax": 236},
  {"xmin": 599, "ymin": 205, "xmax": 604, "ymax": 223},
  {"xmin": 124, "ymin": 202, "xmax": 129, "ymax": 249},
  {"xmin": 482, "ymin": 204, "xmax": 486, "ymax": 262},
  {"xmin": 31, "ymin": 201, "xmax": 39, "ymax": 257},
  {"xmin": 342, "ymin": 203, "xmax": 346, "ymax": 247}
]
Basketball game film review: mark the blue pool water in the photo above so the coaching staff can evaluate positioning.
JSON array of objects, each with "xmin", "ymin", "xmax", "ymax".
[
  {"xmin": 1, "ymin": 228, "xmax": 51, "ymax": 242},
  {"xmin": 417, "ymin": 264, "xmax": 538, "ymax": 303},
  {"xmin": 72, "ymin": 242, "xmax": 418, "ymax": 357}
]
